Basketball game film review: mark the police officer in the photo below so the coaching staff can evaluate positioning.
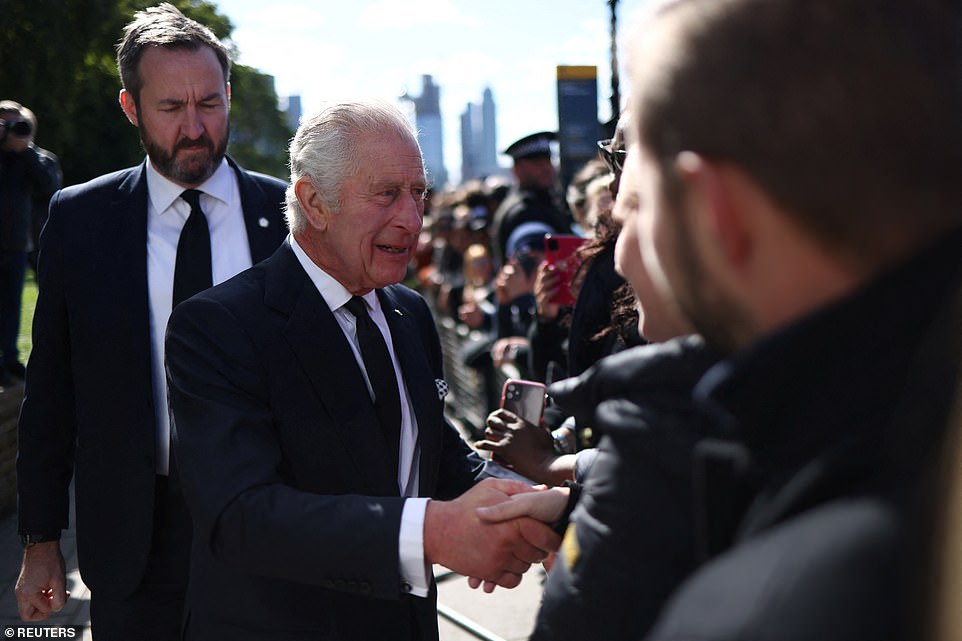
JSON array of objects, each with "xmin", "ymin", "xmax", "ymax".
[{"xmin": 491, "ymin": 131, "xmax": 573, "ymax": 264}]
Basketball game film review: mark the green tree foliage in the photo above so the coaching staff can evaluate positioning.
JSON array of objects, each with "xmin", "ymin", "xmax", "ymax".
[
  {"xmin": 1, "ymin": 0, "xmax": 292, "ymax": 186},
  {"xmin": 229, "ymin": 64, "xmax": 294, "ymax": 178}
]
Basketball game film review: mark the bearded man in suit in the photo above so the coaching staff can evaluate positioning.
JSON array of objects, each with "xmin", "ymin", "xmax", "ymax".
[{"xmin": 15, "ymin": 5, "xmax": 289, "ymax": 639}]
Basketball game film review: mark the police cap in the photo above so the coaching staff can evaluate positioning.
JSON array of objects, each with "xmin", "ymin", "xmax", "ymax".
[{"xmin": 503, "ymin": 131, "xmax": 557, "ymax": 161}]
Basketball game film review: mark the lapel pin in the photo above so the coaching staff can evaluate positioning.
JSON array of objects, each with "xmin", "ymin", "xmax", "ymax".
[
  {"xmin": 393, "ymin": 308, "xmax": 403, "ymax": 317},
  {"xmin": 258, "ymin": 217, "xmax": 270, "ymax": 228}
]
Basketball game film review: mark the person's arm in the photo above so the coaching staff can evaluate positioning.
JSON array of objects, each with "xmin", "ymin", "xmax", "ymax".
[
  {"xmin": 475, "ymin": 409, "xmax": 577, "ymax": 486},
  {"xmin": 475, "ymin": 485, "xmax": 572, "ymax": 525},
  {"xmin": 16, "ymin": 193, "xmax": 74, "ymax": 618},
  {"xmin": 527, "ymin": 261, "xmax": 570, "ymax": 382}
]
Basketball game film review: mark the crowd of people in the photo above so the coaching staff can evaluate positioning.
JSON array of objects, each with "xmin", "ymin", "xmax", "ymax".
[
  {"xmin": 9, "ymin": 0, "xmax": 962, "ymax": 640},
  {"xmin": 414, "ymin": 122, "xmax": 644, "ymax": 456}
]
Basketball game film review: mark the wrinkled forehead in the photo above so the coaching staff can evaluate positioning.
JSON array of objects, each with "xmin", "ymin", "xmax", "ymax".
[{"xmin": 354, "ymin": 130, "xmax": 426, "ymax": 180}]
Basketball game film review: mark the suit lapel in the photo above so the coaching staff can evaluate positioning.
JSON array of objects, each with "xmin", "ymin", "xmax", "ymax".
[
  {"xmin": 267, "ymin": 246, "xmax": 400, "ymax": 495},
  {"xmin": 230, "ymin": 157, "xmax": 285, "ymax": 263},
  {"xmin": 378, "ymin": 288, "xmax": 444, "ymax": 494}
]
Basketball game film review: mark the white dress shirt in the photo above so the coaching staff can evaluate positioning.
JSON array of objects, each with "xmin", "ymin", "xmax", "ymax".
[
  {"xmin": 290, "ymin": 234, "xmax": 432, "ymax": 598},
  {"xmin": 146, "ymin": 158, "xmax": 253, "ymax": 475}
]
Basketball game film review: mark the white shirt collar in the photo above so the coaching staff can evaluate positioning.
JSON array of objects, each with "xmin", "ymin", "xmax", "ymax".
[
  {"xmin": 288, "ymin": 233, "xmax": 381, "ymax": 315},
  {"xmin": 145, "ymin": 156, "xmax": 234, "ymax": 215}
]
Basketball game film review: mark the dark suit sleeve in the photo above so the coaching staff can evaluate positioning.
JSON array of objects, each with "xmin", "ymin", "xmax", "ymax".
[
  {"xmin": 17, "ymin": 191, "xmax": 76, "ymax": 535},
  {"xmin": 166, "ymin": 295, "xmax": 408, "ymax": 600}
]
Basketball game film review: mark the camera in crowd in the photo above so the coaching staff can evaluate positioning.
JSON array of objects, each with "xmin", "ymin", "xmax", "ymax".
[{"xmin": 1, "ymin": 119, "xmax": 32, "ymax": 142}]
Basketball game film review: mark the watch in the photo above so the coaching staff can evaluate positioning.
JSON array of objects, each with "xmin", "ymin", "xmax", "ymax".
[{"xmin": 20, "ymin": 533, "xmax": 60, "ymax": 548}]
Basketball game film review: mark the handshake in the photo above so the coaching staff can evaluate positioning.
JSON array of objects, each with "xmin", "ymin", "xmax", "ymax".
[{"xmin": 424, "ymin": 478, "xmax": 573, "ymax": 592}]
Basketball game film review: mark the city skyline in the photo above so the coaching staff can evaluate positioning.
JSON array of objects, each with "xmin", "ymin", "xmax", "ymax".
[{"xmin": 216, "ymin": 0, "xmax": 652, "ymax": 185}]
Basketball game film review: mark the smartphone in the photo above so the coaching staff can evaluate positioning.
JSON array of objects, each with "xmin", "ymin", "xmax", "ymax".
[
  {"xmin": 500, "ymin": 379, "xmax": 547, "ymax": 425},
  {"xmin": 544, "ymin": 234, "xmax": 588, "ymax": 306}
]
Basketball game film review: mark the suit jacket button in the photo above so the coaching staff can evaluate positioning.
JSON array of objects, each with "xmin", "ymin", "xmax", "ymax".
[
  {"xmin": 401, "ymin": 581, "xmax": 412, "ymax": 593},
  {"xmin": 360, "ymin": 582, "xmax": 371, "ymax": 595}
]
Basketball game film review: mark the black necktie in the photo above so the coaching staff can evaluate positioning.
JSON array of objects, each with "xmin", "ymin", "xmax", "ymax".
[
  {"xmin": 172, "ymin": 189, "xmax": 212, "ymax": 308},
  {"xmin": 345, "ymin": 296, "xmax": 401, "ymax": 465}
]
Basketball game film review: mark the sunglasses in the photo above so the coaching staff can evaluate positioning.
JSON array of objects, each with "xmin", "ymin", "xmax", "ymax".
[{"xmin": 597, "ymin": 138, "xmax": 627, "ymax": 174}]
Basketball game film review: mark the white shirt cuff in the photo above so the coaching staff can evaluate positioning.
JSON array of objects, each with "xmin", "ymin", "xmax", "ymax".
[{"xmin": 399, "ymin": 497, "xmax": 431, "ymax": 598}]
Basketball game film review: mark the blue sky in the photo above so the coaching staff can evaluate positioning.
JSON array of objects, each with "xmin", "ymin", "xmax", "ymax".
[{"xmin": 214, "ymin": 0, "xmax": 652, "ymax": 184}]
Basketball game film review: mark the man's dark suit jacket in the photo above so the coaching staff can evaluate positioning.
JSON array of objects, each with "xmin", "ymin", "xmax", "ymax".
[
  {"xmin": 165, "ymin": 241, "xmax": 485, "ymax": 641},
  {"xmin": 16, "ymin": 157, "xmax": 288, "ymax": 600}
]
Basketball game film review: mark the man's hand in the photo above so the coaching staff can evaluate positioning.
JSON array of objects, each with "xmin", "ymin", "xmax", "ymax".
[
  {"xmin": 476, "ymin": 409, "xmax": 557, "ymax": 483},
  {"xmin": 491, "ymin": 337, "xmax": 529, "ymax": 370},
  {"xmin": 424, "ymin": 478, "xmax": 561, "ymax": 590},
  {"xmin": 15, "ymin": 541, "xmax": 68, "ymax": 621},
  {"xmin": 467, "ymin": 485, "xmax": 570, "ymax": 590},
  {"xmin": 533, "ymin": 262, "xmax": 562, "ymax": 321},
  {"xmin": 476, "ymin": 485, "xmax": 570, "ymax": 524},
  {"xmin": 457, "ymin": 300, "xmax": 485, "ymax": 329},
  {"xmin": 495, "ymin": 260, "xmax": 536, "ymax": 304}
]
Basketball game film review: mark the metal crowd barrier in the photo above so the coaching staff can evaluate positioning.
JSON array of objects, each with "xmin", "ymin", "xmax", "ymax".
[{"xmin": 436, "ymin": 316, "xmax": 505, "ymax": 439}]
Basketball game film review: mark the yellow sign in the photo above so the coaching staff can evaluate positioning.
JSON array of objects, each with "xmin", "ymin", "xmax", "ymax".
[{"xmin": 557, "ymin": 65, "xmax": 598, "ymax": 81}]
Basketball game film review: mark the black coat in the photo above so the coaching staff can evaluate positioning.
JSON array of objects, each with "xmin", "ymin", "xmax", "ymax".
[
  {"xmin": 530, "ymin": 336, "xmax": 721, "ymax": 641},
  {"xmin": 647, "ymin": 228, "xmax": 962, "ymax": 641}
]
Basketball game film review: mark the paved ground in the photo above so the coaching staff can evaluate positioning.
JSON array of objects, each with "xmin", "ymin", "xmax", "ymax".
[
  {"xmin": 0, "ymin": 496, "xmax": 543, "ymax": 641},
  {"xmin": 435, "ymin": 567, "xmax": 545, "ymax": 641}
]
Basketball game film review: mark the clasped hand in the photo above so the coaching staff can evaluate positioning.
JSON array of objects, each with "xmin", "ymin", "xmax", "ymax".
[{"xmin": 424, "ymin": 478, "xmax": 564, "ymax": 593}]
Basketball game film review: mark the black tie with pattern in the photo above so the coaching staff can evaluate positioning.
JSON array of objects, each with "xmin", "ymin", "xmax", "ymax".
[
  {"xmin": 172, "ymin": 189, "xmax": 212, "ymax": 308},
  {"xmin": 345, "ymin": 296, "xmax": 401, "ymax": 465}
]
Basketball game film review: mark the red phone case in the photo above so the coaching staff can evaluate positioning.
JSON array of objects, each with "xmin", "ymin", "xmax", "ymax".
[
  {"xmin": 500, "ymin": 379, "xmax": 547, "ymax": 425},
  {"xmin": 544, "ymin": 234, "xmax": 587, "ymax": 306}
]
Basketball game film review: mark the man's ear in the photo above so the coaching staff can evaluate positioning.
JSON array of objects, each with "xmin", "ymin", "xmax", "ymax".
[
  {"xmin": 294, "ymin": 177, "xmax": 331, "ymax": 231},
  {"xmin": 675, "ymin": 151, "xmax": 752, "ymax": 268},
  {"xmin": 119, "ymin": 89, "xmax": 139, "ymax": 127}
]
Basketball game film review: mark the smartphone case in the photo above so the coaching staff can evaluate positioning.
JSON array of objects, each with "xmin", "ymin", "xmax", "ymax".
[{"xmin": 544, "ymin": 234, "xmax": 588, "ymax": 306}]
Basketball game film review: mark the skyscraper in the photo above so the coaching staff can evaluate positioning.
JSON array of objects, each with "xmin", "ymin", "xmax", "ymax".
[
  {"xmin": 283, "ymin": 95, "xmax": 302, "ymax": 132},
  {"xmin": 480, "ymin": 87, "xmax": 498, "ymax": 177},
  {"xmin": 460, "ymin": 102, "xmax": 481, "ymax": 183},
  {"xmin": 459, "ymin": 86, "xmax": 500, "ymax": 183},
  {"xmin": 401, "ymin": 75, "xmax": 448, "ymax": 188}
]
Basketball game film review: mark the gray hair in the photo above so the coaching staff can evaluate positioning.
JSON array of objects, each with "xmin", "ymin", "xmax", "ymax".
[
  {"xmin": 285, "ymin": 99, "xmax": 421, "ymax": 234},
  {"xmin": 116, "ymin": 3, "xmax": 231, "ymax": 106}
]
